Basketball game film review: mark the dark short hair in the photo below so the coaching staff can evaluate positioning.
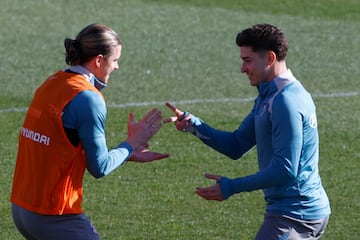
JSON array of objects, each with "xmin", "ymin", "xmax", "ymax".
[
  {"xmin": 235, "ymin": 23, "xmax": 288, "ymax": 61},
  {"xmin": 64, "ymin": 23, "xmax": 122, "ymax": 65}
]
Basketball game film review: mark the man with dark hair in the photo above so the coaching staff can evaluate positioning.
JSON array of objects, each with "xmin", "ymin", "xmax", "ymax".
[{"xmin": 164, "ymin": 23, "xmax": 330, "ymax": 239}]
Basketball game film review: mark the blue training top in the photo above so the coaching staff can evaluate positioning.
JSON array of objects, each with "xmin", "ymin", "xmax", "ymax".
[
  {"xmin": 187, "ymin": 70, "xmax": 331, "ymax": 220},
  {"xmin": 62, "ymin": 65, "xmax": 133, "ymax": 178}
]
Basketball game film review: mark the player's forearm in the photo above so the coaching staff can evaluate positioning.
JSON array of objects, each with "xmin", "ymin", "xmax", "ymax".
[
  {"xmin": 84, "ymin": 136, "xmax": 133, "ymax": 178},
  {"xmin": 187, "ymin": 114, "xmax": 255, "ymax": 160},
  {"xmin": 219, "ymin": 157, "xmax": 296, "ymax": 199}
]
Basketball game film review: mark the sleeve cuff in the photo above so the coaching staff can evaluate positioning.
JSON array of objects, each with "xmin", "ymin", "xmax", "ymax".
[
  {"xmin": 117, "ymin": 141, "xmax": 134, "ymax": 157},
  {"xmin": 219, "ymin": 177, "xmax": 233, "ymax": 200},
  {"xmin": 183, "ymin": 112, "xmax": 209, "ymax": 140}
]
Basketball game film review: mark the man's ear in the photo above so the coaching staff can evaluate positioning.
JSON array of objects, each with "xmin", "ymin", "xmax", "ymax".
[
  {"xmin": 267, "ymin": 51, "xmax": 276, "ymax": 66},
  {"xmin": 95, "ymin": 54, "xmax": 104, "ymax": 68}
]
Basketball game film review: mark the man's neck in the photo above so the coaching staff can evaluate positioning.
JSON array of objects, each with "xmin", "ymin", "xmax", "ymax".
[{"xmin": 265, "ymin": 61, "xmax": 287, "ymax": 82}]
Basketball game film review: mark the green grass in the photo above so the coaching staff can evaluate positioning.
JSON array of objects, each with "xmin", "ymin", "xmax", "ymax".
[{"xmin": 1, "ymin": 0, "xmax": 359, "ymax": 239}]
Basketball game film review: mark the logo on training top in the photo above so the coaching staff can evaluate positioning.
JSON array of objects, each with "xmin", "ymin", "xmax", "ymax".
[
  {"xmin": 309, "ymin": 113, "xmax": 317, "ymax": 128},
  {"xmin": 21, "ymin": 127, "xmax": 50, "ymax": 146}
]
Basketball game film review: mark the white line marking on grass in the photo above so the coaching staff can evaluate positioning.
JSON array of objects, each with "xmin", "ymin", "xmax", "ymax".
[
  {"xmin": 108, "ymin": 97, "xmax": 256, "ymax": 108},
  {"xmin": 0, "ymin": 107, "xmax": 29, "ymax": 113},
  {"xmin": 312, "ymin": 91, "xmax": 360, "ymax": 98},
  {"xmin": 1, "ymin": 91, "xmax": 359, "ymax": 113}
]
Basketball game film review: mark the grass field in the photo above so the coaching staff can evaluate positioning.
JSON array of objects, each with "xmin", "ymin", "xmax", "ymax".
[{"xmin": 1, "ymin": 0, "xmax": 359, "ymax": 239}]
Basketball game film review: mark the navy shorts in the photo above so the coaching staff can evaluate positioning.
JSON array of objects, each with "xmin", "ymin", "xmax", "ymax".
[
  {"xmin": 12, "ymin": 203, "xmax": 100, "ymax": 240},
  {"xmin": 255, "ymin": 213, "xmax": 329, "ymax": 240}
]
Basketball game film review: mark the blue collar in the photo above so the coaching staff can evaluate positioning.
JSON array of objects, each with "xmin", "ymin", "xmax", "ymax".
[{"xmin": 258, "ymin": 69, "xmax": 296, "ymax": 97}]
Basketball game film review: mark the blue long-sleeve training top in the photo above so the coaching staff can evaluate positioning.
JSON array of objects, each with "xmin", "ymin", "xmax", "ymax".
[
  {"xmin": 187, "ymin": 69, "xmax": 330, "ymax": 220},
  {"xmin": 62, "ymin": 65, "xmax": 133, "ymax": 178}
]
